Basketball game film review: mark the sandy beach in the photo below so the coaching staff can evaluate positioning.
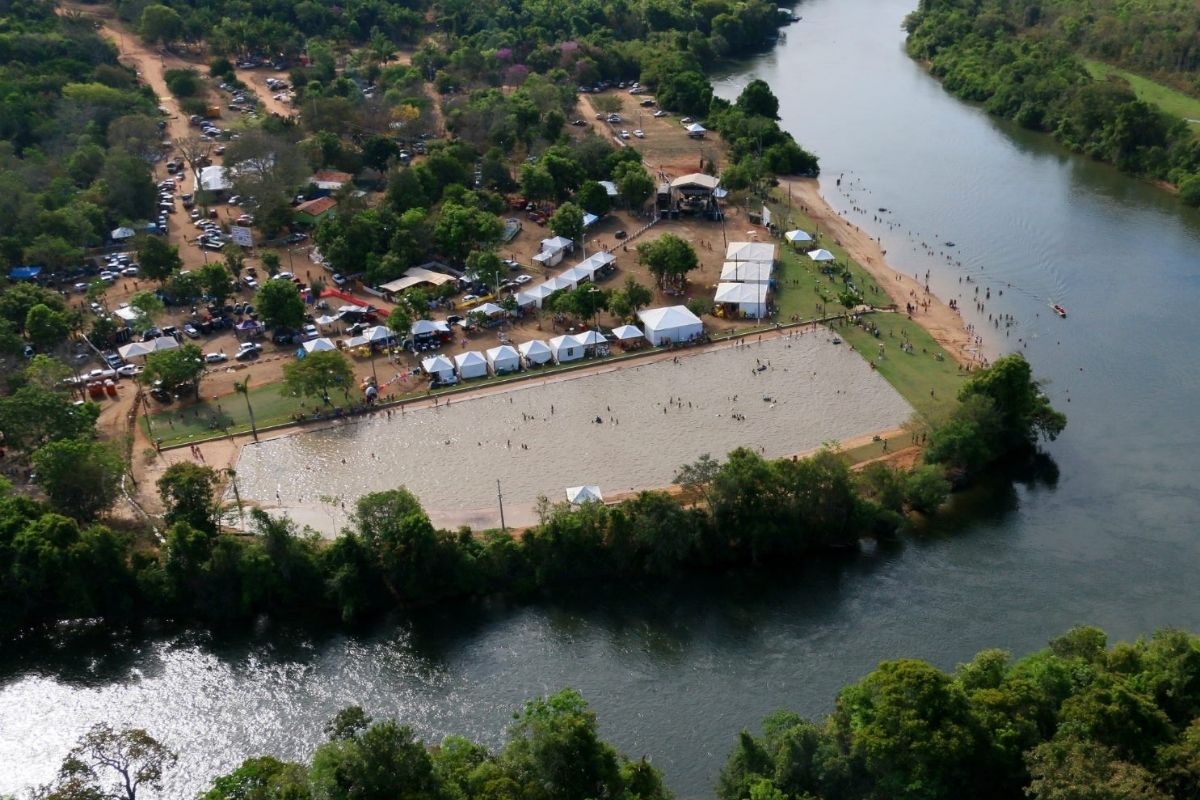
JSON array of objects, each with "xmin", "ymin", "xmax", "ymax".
[{"xmin": 230, "ymin": 332, "xmax": 911, "ymax": 534}]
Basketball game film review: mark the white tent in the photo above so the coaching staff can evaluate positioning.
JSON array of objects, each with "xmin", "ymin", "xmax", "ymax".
[
  {"xmin": 686, "ymin": 122, "xmax": 707, "ymax": 136},
  {"xmin": 726, "ymin": 241, "xmax": 776, "ymax": 263},
  {"xmin": 518, "ymin": 339, "xmax": 552, "ymax": 366},
  {"xmin": 566, "ymin": 485, "xmax": 604, "ymax": 504},
  {"xmin": 454, "ymin": 350, "xmax": 488, "ymax": 379},
  {"xmin": 637, "ymin": 305, "xmax": 704, "ymax": 346},
  {"xmin": 471, "ymin": 302, "xmax": 504, "ymax": 317},
  {"xmin": 344, "ymin": 335, "xmax": 370, "ymax": 348},
  {"xmin": 715, "ymin": 282, "xmax": 769, "ymax": 318},
  {"xmin": 302, "ymin": 337, "xmax": 337, "ymax": 354},
  {"xmin": 113, "ymin": 305, "xmax": 140, "ymax": 324},
  {"xmin": 148, "ymin": 336, "xmax": 180, "ymax": 353},
  {"xmin": 117, "ymin": 340, "xmax": 154, "ymax": 360},
  {"xmin": 485, "ymin": 344, "xmax": 521, "ymax": 374},
  {"xmin": 314, "ymin": 313, "xmax": 342, "ymax": 327},
  {"xmin": 574, "ymin": 330, "xmax": 607, "ymax": 347},
  {"xmin": 610, "ymin": 324, "xmax": 643, "ymax": 341},
  {"xmin": 541, "ymin": 275, "xmax": 575, "ymax": 292},
  {"xmin": 720, "ymin": 260, "xmax": 774, "ymax": 284},
  {"xmin": 514, "ymin": 291, "xmax": 541, "ymax": 308},
  {"xmin": 362, "ymin": 325, "xmax": 395, "ymax": 343},
  {"xmin": 548, "ymin": 334, "xmax": 584, "ymax": 363},
  {"xmin": 337, "ymin": 304, "xmax": 364, "ymax": 315},
  {"xmin": 421, "ymin": 354, "xmax": 455, "ymax": 381},
  {"xmin": 411, "ymin": 319, "xmax": 450, "ymax": 337},
  {"xmin": 807, "ymin": 248, "xmax": 836, "ymax": 262},
  {"xmin": 110, "ymin": 226, "xmax": 136, "ymax": 241},
  {"xmin": 784, "ymin": 229, "xmax": 813, "ymax": 244},
  {"xmin": 558, "ymin": 266, "xmax": 591, "ymax": 285},
  {"xmin": 197, "ymin": 165, "xmax": 231, "ymax": 192}
]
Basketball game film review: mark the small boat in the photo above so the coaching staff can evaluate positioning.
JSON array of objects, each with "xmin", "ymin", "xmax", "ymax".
[
  {"xmin": 944, "ymin": 241, "xmax": 956, "ymax": 247},
  {"xmin": 1053, "ymin": 304, "xmax": 1067, "ymax": 318}
]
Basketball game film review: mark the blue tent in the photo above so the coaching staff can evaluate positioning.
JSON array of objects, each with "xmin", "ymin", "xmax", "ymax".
[{"xmin": 8, "ymin": 265, "xmax": 42, "ymax": 280}]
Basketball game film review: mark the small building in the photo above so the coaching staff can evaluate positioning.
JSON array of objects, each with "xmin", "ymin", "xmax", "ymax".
[
  {"xmin": 310, "ymin": 169, "xmax": 353, "ymax": 191},
  {"xmin": 378, "ymin": 266, "xmax": 457, "ymax": 299},
  {"xmin": 532, "ymin": 236, "xmax": 574, "ymax": 269},
  {"xmin": 486, "ymin": 344, "xmax": 521, "ymax": 375},
  {"xmin": 294, "ymin": 196, "xmax": 337, "ymax": 225},
  {"xmin": 548, "ymin": 334, "xmax": 584, "ymax": 363},
  {"xmin": 519, "ymin": 339, "xmax": 553, "ymax": 366},
  {"xmin": 714, "ymin": 282, "xmax": 770, "ymax": 319},
  {"xmin": 637, "ymin": 305, "xmax": 704, "ymax": 346},
  {"xmin": 454, "ymin": 350, "xmax": 489, "ymax": 380}
]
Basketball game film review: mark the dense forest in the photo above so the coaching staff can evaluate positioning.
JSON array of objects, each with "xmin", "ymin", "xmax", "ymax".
[
  {"xmin": 25, "ymin": 626, "xmax": 1200, "ymax": 799},
  {"xmin": 905, "ymin": 0, "xmax": 1200, "ymax": 203},
  {"xmin": 0, "ymin": 353, "xmax": 1062, "ymax": 640}
]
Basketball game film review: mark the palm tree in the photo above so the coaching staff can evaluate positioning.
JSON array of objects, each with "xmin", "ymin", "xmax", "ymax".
[
  {"xmin": 234, "ymin": 378, "xmax": 258, "ymax": 441},
  {"xmin": 224, "ymin": 467, "xmax": 245, "ymax": 530}
]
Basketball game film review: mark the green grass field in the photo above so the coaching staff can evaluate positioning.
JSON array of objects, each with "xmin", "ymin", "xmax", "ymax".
[
  {"xmin": 765, "ymin": 199, "xmax": 967, "ymax": 421},
  {"xmin": 1085, "ymin": 60, "xmax": 1200, "ymax": 131}
]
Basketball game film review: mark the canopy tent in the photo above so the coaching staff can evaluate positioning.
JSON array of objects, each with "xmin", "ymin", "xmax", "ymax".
[
  {"xmin": 637, "ymin": 305, "xmax": 704, "ymax": 346},
  {"xmin": 598, "ymin": 180, "xmax": 619, "ymax": 197},
  {"xmin": 454, "ymin": 350, "xmax": 488, "ymax": 379},
  {"xmin": 110, "ymin": 227, "xmax": 136, "ymax": 241},
  {"xmin": 720, "ymin": 260, "xmax": 774, "ymax": 284},
  {"xmin": 610, "ymin": 324, "xmax": 643, "ymax": 341},
  {"xmin": 573, "ymin": 330, "xmax": 606, "ymax": 347},
  {"xmin": 558, "ymin": 266, "xmax": 591, "ymax": 286},
  {"xmin": 411, "ymin": 319, "xmax": 450, "ymax": 337},
  {"xmin": 344, "ymin": 335, "xmax": 370, "ymax": 348},
  {"xmin": 518, "ymin": 339, "xmax": 552, "ymax": 366},
  {"xmin": 583, "ymin": 212, "xmax": 600, "ymax": 228},
  {"xmin": 685, "ymin": 123, "xmax": 707, "ymax": 137},
  {"xmin": 807, "ymin": 248, "xmax": 836, "ymax": 262},
  {"xmin": 362, "ymin": 325, "xmax": 395, "ymax": 343},
  {"xmin": 301, "ymin": 337, "xmax": 337, "ymax": 354},
  {"xmin": 471, "ymin": 302, "xmax": 504, "ymax": 317},
  {"xmin": 337, "ymin": 304, "xmax": 365, "ymax": 316},
  {"xmin": 113, "ymin": 305, "xmax": 140, "ymax": 323},
  {"xmin": 378, "ymin": 266, "xmax": 456, "ymax": 295},
  {"xmin": 421, "ymin": 354, "xmax": 455, "ymax": 381},
  {"xmin": 565, "ymin": 485, "xmax": 604, "ymax": 504},
  {"xmin": 514, "ymin": 291, "xmax": 541, "ymax": 308},
  {"xmin": 197, "ymin": 165, "xmax": 231, "ymax": 192},
  {"xmin": 547, "ymin": 334, "xmax": 584, "ymax": 363},
  {"xmin": 314, "ymin": 314, "xmax": 342, "ymax": 327},
  {"xmin": 8, "ymin": 265, "xmax": 41, "ymax": 280},
  {"xmin": 715, "ymin": 282, "xmax": 769, "ymax": 318},
  {"xmin": 726, "ymin": 241, "xmax": 776, "ymax": 263},
  {"xmin": 784, "ymin": 229, "xmax": 813, "ymax": 244},
  {"xmin": 118, "ymin": 336, "xmax": 179, "ymax": 361},
  {"xmin": 540, "ymin": 275, "xmax": 575, "ymax": 293},
  {"xmin": 574, "ymin": 251, "xmax": 615, "ymax": 277},
  {"xmin": 485, "ymin": 344, "xmax": 521, "ymax": 374}
]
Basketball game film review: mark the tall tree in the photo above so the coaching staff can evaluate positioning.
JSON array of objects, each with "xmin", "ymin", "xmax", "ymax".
[
  {"xmin": 254, "ymin": 278, "xmax": 306, "ymax": 330},
  {"xmin": 637, "ymin": 233, "xmax": 699, "ymax": 288},
  {"xmin": 38, "ymin": 724, "xmax": 177, "ymax": 800},
  {"xmin": 31, "ymin": 438, "xmax": 124, "ymax": 519},
  {"xmin": 137, "ymin": 236, "xmax": 182, "ymax": 284},
  {"xmin": 282, "ymin": 349, "xmax": 354, "ymax": 405},
  {"xmin": 157, "ymin": 462, "xmax": 221, "ymax": 535}
]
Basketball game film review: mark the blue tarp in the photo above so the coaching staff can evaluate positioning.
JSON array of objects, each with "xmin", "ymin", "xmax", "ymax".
[{"xmin": 8, "ymin": 265, "xmax": 42, "ymax": 280}]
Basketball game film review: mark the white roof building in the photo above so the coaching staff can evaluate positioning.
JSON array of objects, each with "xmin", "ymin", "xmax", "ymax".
[
  {"xmin": 637, "ymin": 305, "xmax": 704, "ymax": 346},
  {"xmin": 726, "ymin": 241, "xmax": 776, "ymax": 263},
  {"xmin": 720, "ymin": 260, "xmax": 774, "ymax": 284}
]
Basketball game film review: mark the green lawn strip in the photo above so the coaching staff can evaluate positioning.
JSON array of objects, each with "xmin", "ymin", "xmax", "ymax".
[
  {"xmin": 142, "ymin": 381, "xmax": 309, "ymax": 446},
  {"xmin": 1085, "ymin": 59, "xmax": 1200, "ymax": 131},
  {"xmin": 764, "ymin": 200, "xmax": 965, "ymax": 420}
]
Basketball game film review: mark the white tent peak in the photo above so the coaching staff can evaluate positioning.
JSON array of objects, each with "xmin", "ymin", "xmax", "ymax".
[{"xmin": 566, "ymin": 485, "xmax": 604, "ymax": 504}]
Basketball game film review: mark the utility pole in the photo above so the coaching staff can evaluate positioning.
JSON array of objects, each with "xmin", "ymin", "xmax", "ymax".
[{"xmin": 497, "ymin": 479, "xmax": 506, "ymax": 532}]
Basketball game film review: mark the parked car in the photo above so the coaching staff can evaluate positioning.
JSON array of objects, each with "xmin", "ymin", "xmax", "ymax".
[
  {"xmin": 242, "ymin": 276, "xmax": 258, "ymax": 289},
  {"xmin": 204, "ymin": 351, "xmax": 228, "ymax": 363},
  {"xmin": 235, "ymin": 342, "xmax": 262, "ymax": 361},
  {"xmin": 182, "ymin": 323, "xmax": 201, "ymax": 339},
  {"xmin": 332, "ymin": 273, "xmax": 347, "ymax": 286},
  {"xmin": 515, "ymin": 274, "xmax": 533, "ymax": 285},
  {"xmin": 121, "ymin": 266, "xmax": 140, "ymax": 276},
  {"xmin": 633, "ymin": 129, "xmax": 645, "ymax": 138},
  {"xmin": 116, "ymin": 364, "xmax": 142, "ymax": 377}
]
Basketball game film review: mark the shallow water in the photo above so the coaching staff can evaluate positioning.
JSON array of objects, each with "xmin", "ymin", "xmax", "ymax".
[{"xmin": 233, "ymin": 333, "xmax": 911, "ymax": 531}]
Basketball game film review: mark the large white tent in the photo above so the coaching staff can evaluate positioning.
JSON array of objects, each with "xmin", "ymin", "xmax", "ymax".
[
  {"xmin": 573, "ymin": 330, "xmax": 607, "ymax": 347},
  {"xmin": 726, "ymin": 241, "xmax": 776, "ymax": 263},
  {"xmin": 471, "ymin": 302, "xmax": 504, "ymax": 317},
  {"xmin": 421, "ymin": 354, "xmax": 455, "ymax": 382},
  {"xmin": 548, "ymin": 334, "xmax": 584, "ymax": 363},
  {"xmin": 715, "ymin": 282, "xmax": 769, "ymax": 318},
  {"xmin": 485, "ymin": 344, "xmax": 521, "ymax": 374},
  {"xmin": 637, "ymin": 305, "xmax": 704, "ymax": 346},
  {"xmin": 518, "ymin": 339, "xmax": 552, "ymax": 366},
  {"xmin": 454, "ymin": 350, "xmax": 489, "ymax": 379},
  {"xmin": 565, "ymin": 485, "xmax": 604, "ymax": 504},
  {"xmin": 514, "ymin": 291, "xmax": 541, "ymax": 308},
  {"xmin": 807, "ymin": 248, "xmax": 836, "ymax": 262},
  {"xmin": 720, "ymin": 260, "xmax": 774, "ymax": 284},
  {"xmin": 314, "ymin": 313, "xmax": 342, "ymax": 327},
  {"xmin": 541, "ymin": 275, "xmax": 575, "ymax": 293},
  {"xmin": 411, "ymin": 319, "xmax": 450, "ymax": 337},
  {"xmin": 119, "ymin": 336, "xmax": 180, "ymax": 361},
  {"xmin": 362, "ymin": 325, "xmax": 395, "ymax": 343},
  {"xmin": 110, "ymin": 227, "xmax": 136, "ymax": 241}
]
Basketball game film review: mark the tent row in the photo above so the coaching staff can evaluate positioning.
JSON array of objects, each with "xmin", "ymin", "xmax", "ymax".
[{"xmin": 515, "ymin": 252, "xmax": 616, "ymax": 309}]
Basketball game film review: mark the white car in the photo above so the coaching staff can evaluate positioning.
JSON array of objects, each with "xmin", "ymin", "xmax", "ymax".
[
  {"xmin": 515, "ymin": 274, "xmax": 533, "ymax": 285},
  {"xmin": 116, "ymin": 364, "xmax": 142, "ymax": 377},
  {"xmin": 121, "ymin": 266, "xmax": 139, "ymax": 276},
  {"xmin": 619, "ymin": 130, "xmax": 630, "ymax": 139},
  {"xmin": 204, "ymin": 351, "xmax": 228, "ymax": 363},
  {"xmin": 633, "ymin": 129, "xmax": 645, "ymax": 138}
]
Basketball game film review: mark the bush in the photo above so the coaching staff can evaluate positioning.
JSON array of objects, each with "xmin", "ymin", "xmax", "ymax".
[
  {"xmin": 164, "ymin": 68, "xmax": 203, "ymax": 98},
  {"xmin": 1179, "ymin": 173, "xmax": 1200, "ymax": 206}
]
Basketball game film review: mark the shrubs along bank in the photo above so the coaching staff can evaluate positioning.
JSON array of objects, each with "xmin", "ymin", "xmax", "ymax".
[
  {"xmin": 0, "ymin": 355, "xmax": 1063, "ymax": 640},
  {"xmin": 905, "ymin": 0, "xmax": 1200, "ymax": 203},
  {"xmin": 29, "ymin": 626, "xmax": 1200, "ymax": 800}
]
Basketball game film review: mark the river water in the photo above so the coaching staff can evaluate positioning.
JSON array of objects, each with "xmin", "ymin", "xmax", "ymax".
[{"xmin": 4, "ymin": 0, "xmax": 1200, "ymax": 796}]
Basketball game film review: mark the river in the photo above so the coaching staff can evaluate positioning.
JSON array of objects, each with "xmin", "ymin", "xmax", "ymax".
[{"xmin": 4, "ymin": 0, "xmax": 1200, "ymax": 796}]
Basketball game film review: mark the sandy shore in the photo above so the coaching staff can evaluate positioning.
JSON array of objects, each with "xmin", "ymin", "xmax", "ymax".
[{"xmin": 780, "ymin": 177, "xmax": 978, "ymax": 366}]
